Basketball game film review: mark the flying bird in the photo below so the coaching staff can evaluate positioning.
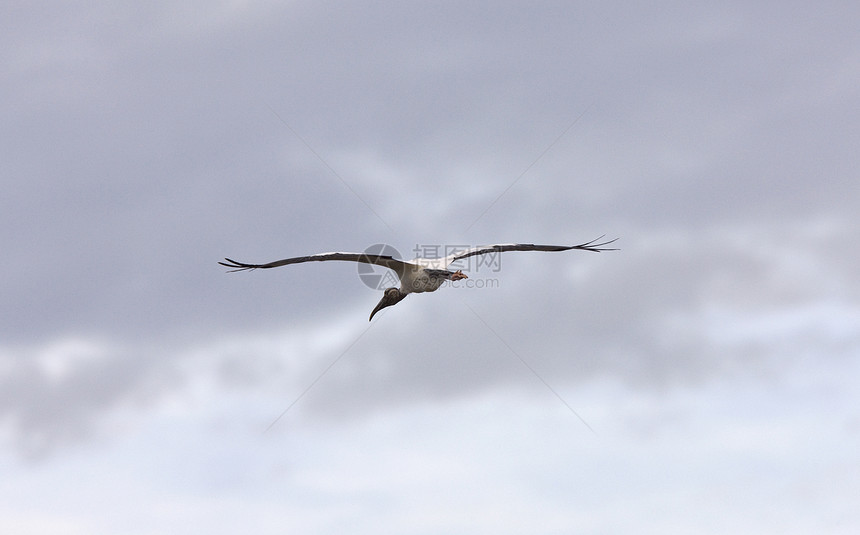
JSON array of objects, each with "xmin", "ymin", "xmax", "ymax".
[{"xmin": 220, "ymin": 237, "xmax": 618, "ymax": 320}]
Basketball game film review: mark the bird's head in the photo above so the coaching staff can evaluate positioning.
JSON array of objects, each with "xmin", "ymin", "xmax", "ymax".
[{"xmin": 369, "ymin": 287, "xmax": 407, "ymax": 321}]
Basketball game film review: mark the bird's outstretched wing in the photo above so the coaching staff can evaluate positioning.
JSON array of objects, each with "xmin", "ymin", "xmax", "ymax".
[
  {"xmin": 436, "ymin": 236, "xmax": 619, "ymax": 269},
  {"xmin": 219, "ymin": 251, "xmax": 412, "ymax": 276}
]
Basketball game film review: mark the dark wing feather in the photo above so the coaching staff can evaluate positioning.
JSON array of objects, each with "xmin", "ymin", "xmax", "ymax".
[
  {"xmin": 444, "ymin": 236, "xmax": 618, "ymax": 267},
  {"xmin": 219, "ymin": 251, "xmax": 411, "ymax": 276}
]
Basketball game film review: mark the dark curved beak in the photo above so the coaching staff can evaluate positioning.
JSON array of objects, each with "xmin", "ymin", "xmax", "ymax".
[{"xmin": 369, "ymin": 290, "xmax": 406, "ymax": 321}]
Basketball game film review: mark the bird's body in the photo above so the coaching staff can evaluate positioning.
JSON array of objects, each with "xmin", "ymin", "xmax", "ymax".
[
  {"xmin": 401, "ymin": 267, "xmax": 448, "ymax": 293},
  {"xmin": 220, "ymin": 237, "xmax": 617, "ymax": 320}
]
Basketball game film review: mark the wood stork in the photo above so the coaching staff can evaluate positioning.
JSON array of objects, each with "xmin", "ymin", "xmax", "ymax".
[{"xmin": 219, "ymin": 237, "xmax": 617, "ymax": 320}]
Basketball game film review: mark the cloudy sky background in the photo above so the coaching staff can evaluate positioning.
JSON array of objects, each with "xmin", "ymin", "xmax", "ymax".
[{"xmin": 2, "ymin": 1, "xmax": 859, "ymax": 533}]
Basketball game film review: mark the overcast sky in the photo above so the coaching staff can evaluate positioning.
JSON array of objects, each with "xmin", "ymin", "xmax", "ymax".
[{"xmin": 2, "ymin": 1, "xmax": 859, "ymax": 533}]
